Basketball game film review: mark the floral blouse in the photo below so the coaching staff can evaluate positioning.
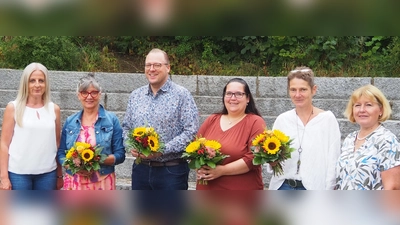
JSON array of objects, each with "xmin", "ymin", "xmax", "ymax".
[{"xmin": 336, "ymin": 125, "xmax": 400, "ymax": 190}]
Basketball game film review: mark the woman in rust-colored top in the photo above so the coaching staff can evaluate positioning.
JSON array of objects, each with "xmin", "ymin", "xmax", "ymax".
[{"xmin": 196, "ymin": 78, "xmax": 266, "ymax": 190}]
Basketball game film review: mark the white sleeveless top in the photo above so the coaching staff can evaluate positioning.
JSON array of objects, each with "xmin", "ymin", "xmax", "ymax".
[{"xmin": 8, "ymin": 101, "xmax": 57, "ymax": 174}]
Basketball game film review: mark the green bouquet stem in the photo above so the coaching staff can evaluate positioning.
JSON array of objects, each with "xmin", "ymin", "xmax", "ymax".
[
  {"xmin": 272, "ymin": 163, "xmax": 284, "ymax": 176},
  {"xmin": 198, "ymin": 179, "xmax": 208, "ymax": 185}
]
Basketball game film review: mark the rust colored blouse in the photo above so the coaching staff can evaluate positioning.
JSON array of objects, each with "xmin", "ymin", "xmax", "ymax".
[{"xmin": 196, "ymin": 113, "xmax": 266, "ymax": 190}]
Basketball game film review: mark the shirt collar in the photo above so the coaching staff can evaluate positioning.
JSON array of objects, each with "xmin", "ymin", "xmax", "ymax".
[{"xmin": 146, "ymin": 78, "xmax": 172, "ymax": 96}]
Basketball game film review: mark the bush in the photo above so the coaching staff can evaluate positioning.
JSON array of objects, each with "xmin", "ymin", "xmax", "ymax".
[{"xmin": 0, "ymin": 36, "xmax": 80, "ymax": 70}]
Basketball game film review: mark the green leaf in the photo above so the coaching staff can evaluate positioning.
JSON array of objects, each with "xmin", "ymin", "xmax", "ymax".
[
  {"xmin": 207, "ymin": 161, "xmax": 216, "ymax": 168},
  {"xmin": 195, "ymin": 160, "xmax": 201, "ymax": 169},
  {"xmin": 253, "ymin": 157, "xmax": 262, "ymax": 165},
  {"xmin": 188, "ymin": 160, "xmax": 197, "ymax": 169},
  {"xmin": 199, "ymin": 157, "xmax": 205, "ymax": 165}
]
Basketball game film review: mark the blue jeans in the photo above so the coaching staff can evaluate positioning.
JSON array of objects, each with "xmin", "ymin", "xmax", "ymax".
[
  {"xmin": 278, "ymin": 182, "xmax": 307, "ymax": 190},
  {"xmin": 8, "ymin": 170, "xmax": 57, "ymax": 190},
  {"xmin": 131, "ymin": 162, "xmax": 189, "ymax": 190}
]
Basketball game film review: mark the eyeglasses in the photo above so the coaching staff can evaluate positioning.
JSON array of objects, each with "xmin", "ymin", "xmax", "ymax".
[
  {"xmin": 145, "ymin": 63, "xmax": 168, "ymax": 69},
  {"xmin": 80, "ymin": 91, "xmax": 99, "ymax": 98},
  {"xmin": 225, "ymin": 92, "xmax": 246, "ymax": 99}
]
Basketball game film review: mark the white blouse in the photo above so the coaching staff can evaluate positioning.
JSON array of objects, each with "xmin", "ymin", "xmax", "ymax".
[
  {"xmin": 8, "ymin": 101, "xmax": 57, "ymax": 174},
  {"xmin": 268, "ymin": 109, "xmax": 341, "ymax": 190}
]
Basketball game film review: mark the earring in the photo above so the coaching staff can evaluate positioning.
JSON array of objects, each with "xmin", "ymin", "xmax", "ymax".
[{"xmin": 379, "ymin": 114, "xmax": 382, "ymax": 117}]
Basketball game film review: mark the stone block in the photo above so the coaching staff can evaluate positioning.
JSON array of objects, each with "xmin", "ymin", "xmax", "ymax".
[
  {"xmin": 374, "ymin": 77, "xmax": 400, "ymax": 100},
  {"xmin": 103, "ymin": 93, "xmax": 130, "ymax": 111},
  {"xmin": 258, "ymin": 77, "xmax": 288, "ymax": 98},
  {"xmin": 0, "ymin": 90, "xmax": 17, "ymax": 108},
  {"xmin": 171, "ymin": 75, "xmax": 198, "ymax": 95},
  {"xmin": 314, "ymin": 77, "xmax": 371, "ymax": 99}
]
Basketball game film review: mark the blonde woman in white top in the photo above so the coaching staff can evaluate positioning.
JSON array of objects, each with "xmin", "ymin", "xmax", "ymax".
[
  {"xmin": 268, "ymin": 67, "xmax": 341, "ymax": 190},
  {"xmin": 0, "ymin": 62, "xmax": 62, "ymax": 190}
]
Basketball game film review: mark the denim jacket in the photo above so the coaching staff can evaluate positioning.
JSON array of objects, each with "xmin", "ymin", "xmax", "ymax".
[{"xmin": 57, "ymin": 104, "xmax": 126, "ymax": 176}]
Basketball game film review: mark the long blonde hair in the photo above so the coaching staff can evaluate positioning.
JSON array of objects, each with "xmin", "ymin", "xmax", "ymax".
[{"xmin": 15, "ymin": 62, "xmax": 51, "ymax": 127}]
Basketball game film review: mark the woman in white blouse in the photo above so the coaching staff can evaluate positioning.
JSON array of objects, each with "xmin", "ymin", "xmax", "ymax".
[
  {"xmin": 268, "ymin": 66, "xmax": 341, "ymax": 190},
  {"xmin": 0, "ymin": 62, "xmax": 62, "ymax": 190}
]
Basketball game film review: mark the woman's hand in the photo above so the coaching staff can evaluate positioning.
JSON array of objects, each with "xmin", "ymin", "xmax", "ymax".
[
  {"xmin": 56, "ymin": 177, "xmax": 64, "ymax": 190},
  {"xmin": 196, "ymin": 165, "xmax": 222, "ymax": 181},
  {"xmin": 269, "ymin": 161, "xmax": 278, "ymax": 167},
  {"xmin": 0, "ymin": 178, "xmax": 12, "ymax": 190}
]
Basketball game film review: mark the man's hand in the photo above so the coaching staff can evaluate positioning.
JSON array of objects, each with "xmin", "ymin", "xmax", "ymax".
[{"xmin": 130, "ymin": 149, "xmax": 163, "ymax": 159}]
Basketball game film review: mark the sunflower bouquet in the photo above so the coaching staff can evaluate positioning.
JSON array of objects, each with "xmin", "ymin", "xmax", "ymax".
[
  {"xmin": 63, "ymin": 142, "xmax": 107, "ymax": 176},
  {"xmin": 251, "ymin": 129, "xmax": 295, "ymax": 176},
  {"xmin": 125, "ymin": 126, "xmax": 164, "ymax": 164},
  {"xmin": 182, "ymin": 137, "xmax": 229, "ymax": 185}
]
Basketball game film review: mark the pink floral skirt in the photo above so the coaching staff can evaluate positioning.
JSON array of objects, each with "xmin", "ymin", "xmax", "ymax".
[{"xmin": 62, "ymin": 172, "xmax": 116, "ymax": 190}]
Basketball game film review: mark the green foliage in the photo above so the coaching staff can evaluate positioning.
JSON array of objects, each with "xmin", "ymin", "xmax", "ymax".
[
  {"xmin": 1, "ymin": 36, "xmax": 399, "ymax": 77},
  {"xmin": 0, "ymin": 36, "xmax": 80, "ymax": 70}
]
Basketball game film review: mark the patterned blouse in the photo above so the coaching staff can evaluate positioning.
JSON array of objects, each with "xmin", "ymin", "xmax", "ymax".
[
  {"xmin": 336, "ymin": 125, "xmax": 400, "ymax": 190},
  {"xmin": 122, "ymin": 78, "xmax": 199, "ymax": 162}
]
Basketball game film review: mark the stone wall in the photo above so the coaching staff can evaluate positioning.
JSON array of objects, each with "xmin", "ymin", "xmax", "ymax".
[{"xmin": 1, "ymin": 69, "xmax": 400, "ymax": 188}]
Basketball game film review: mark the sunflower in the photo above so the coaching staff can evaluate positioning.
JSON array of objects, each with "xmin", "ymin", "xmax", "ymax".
[
  {"xmin": 204, "ymin": 140, "xmax": 221, "ymax": 151},
  {"xmin": 262, "ymin": 136, "xmax": 281, "ymax": 154},
  {"xmin": 81, "ymin": 149, "xmax": 94, "ymax": 162},
  {"xmin": 146, "ymin": 127, "xmax": 155, "ymax": 133},
  {"xmin": 133, "ymin": 127, "xmax": 146, "ymax": 137},
  {"xmin": 147, "ymin": 135, "xmax": 160, "ymax": 151},
  {"xmin": 66, "ymin": 148, "xmax": 75, "ymax": 159},
  {"xmin": 273, "ymin": 129, "xmax": 289, "ymax": 143},
  {"xmin": 186, "ymin": 141, "xmax": 200, "ymax": 153},
  {"xmin": 75, "ymin": 142, "xmax": 90, "ymax": 153},
  {"xmin": 252, "ymin": 133, "xmax": 266, "ymax": 146}
]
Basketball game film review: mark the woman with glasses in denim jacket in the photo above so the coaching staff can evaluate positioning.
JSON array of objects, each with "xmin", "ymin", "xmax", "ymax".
[
  {"xmin": 57, "ymin": 73, "xmax": 125, "ymax": 190},
  {"xmin": 196, "ymin": 78, "xmax": 266, "ymax": 190}
]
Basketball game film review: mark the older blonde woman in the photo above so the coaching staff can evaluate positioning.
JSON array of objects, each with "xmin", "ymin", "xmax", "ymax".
[{"xmin": 336, "ymin": 84, "xmax": 400, "ymax": 190}]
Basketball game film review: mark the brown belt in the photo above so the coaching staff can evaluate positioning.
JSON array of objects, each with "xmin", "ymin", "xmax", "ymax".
[{"xmin": 138, "ymin": 159, "xmax": 187, "ymax": 167}]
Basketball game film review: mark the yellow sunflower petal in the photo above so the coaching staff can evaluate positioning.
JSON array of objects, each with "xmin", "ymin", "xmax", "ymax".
[
  {"xmin": 133, "ymin": 127, "xmax": 146, "ymax": 137},
  {"xmin": 76, "ymin": 145, "xmax": 85, "ymax": 153},
  {"xmin": 198, "ymin": 138, "xmax": 207, "ymax": 144},
  {"xmin": 186, "ymin": 141, "xmax": 200, "ymax": 153},
  {"xmin": 252, "ymin": 133, "xmax": 266, "ymax": 146},
  {"xmin": 147, "ymin": 135, "xmax": 160, "ymax": 152},
  {"xmin": 273, "ymin": 129, "xmax": 289, "ymax": 143},
  {"xmin": 204, "ymin": 140, "xmax": 221, "ymax": 151},
  {"xmin": 81, "ymin": 149, "xmax": 94, "ymax": 162},
  {"xmin": 66, "ymin": 149, "xmax": 74, "ymax": 159},
  {"xmin": 265, "ymin": 130, "xmax": 274, "ymax": 137},
  {"xmin": 262, "ymin": 136, "xmax": 281, "ymax": 154}
]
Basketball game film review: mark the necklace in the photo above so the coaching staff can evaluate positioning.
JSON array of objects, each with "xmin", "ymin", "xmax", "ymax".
[
  {"xmin": 295, "ymin": 107, "xmax": 314, "ymax": 175},
  {"xmin": 226, "ymin": 114, "xmax": 247, "ymax": 125},
  {"xmin": 356, "ymin": 124, "xmax": 381, "ymax": 141}
]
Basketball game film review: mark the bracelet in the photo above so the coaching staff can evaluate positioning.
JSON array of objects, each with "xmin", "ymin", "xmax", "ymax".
[{"xmin": 57, "ymin": 176, "xmax": 63, "ymax": 178}]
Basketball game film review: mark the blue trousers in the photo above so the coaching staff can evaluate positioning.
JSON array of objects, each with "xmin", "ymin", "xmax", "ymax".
[
  {"xmin": 131, "ymin": 162, "xmax": 189, "ymax": 190},
  {"xmin": 8, "ymin": 170, "xmax": 57, "ymax": 190}
]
